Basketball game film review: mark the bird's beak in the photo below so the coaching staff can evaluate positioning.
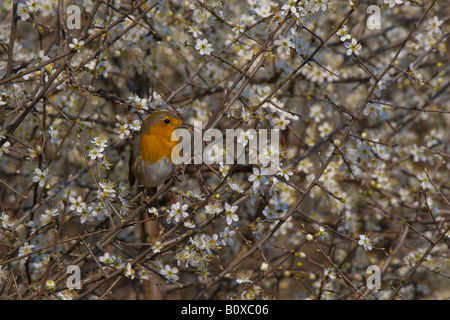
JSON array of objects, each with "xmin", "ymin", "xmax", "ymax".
[{"xmin": 177, "ymin": 121, "xmax": 192, "ymax": 129}]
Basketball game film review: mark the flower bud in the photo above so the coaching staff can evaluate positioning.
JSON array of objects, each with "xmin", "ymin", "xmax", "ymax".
[{"xmin": 46, "ymin": 280, "xmax": 55, "ymax": 290}]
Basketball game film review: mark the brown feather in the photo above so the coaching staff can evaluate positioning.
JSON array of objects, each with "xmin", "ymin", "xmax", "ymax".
[{"xmin": 128, "ymin": 146, "xmax": 136, "ymax": 186}]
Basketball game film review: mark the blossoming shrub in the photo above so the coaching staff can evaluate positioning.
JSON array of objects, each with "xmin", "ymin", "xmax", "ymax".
[{"xmin": 0, "ymin": 0, "xmax": 448, "ymax": 300}]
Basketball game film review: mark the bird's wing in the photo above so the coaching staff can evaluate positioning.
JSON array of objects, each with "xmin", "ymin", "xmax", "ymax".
[{"xmin": 128, "ymin": 144, "xmax": 136, "ymax": 186}]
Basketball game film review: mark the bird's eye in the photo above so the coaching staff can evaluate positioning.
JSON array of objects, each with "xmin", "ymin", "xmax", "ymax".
[{"xmin": 164, "ymin": 118, "xmax": 171, "ymax": 124}]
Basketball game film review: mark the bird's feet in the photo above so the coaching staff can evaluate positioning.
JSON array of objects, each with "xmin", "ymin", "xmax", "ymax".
[
  {"xmin": 140, "ymin": 193, "xmax": 151, "ymax": 211},
  {"xmin": 171, "ymin": 167, "xmax": 184, "ymax": 183}
]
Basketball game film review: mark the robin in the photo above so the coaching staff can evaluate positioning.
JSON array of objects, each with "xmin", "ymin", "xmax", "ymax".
[
  {"xmin": 128, "ymin": 110, "xmax": 188, "ymax": 190},
  {"xmin": 128, "ymin": 110, "xmax": 189, "ymax": 300}
]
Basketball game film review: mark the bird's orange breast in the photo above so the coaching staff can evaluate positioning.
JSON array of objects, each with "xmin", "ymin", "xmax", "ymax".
[
  {"xmin": 140, "ymin": 134, "xmax": 178, "ymax": 163},
  {"xmin": 139, "ymin": 121, "xmax": 180, "ymax": 164}
]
